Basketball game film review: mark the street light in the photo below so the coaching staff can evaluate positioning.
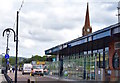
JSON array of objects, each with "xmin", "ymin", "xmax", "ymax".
[
  {"xmin": 2, "ymin": 11, "xmax": 19, "ymax": 83},
  {"xmin": 3, "ymin": 28, "xmax": 15, "ymax": 74},
  {"xmin": 6, "ymin": 30, "xmax": 10, "ymax": 35}
]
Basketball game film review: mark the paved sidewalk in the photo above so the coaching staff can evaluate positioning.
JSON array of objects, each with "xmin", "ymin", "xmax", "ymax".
[
  {"xmin": 45, "ymin": 75, "xmax": 76, "ymax": 81},
  {"xmin": 0, "ymin": 74, "xmax": 6, "ymax": 83}
]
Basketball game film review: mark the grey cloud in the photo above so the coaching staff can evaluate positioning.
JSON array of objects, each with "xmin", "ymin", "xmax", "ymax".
[
  {"xmin": 105, "ymin": 3, "xmax": 117, "ymax": 11},
  {"xmin": 90, "ymin": 3, "xmax": 117, "ymax": 27},
  {"xmin": 20, "ymin": 29, "xmax": 65, "ymax": 42},
  {"xmin": 19, "ymin": 0, "xmax": 84, "ymax": 31},
  {"xmin": 42, "ymin": 19, "xmax": 77, "ymax": 30}
]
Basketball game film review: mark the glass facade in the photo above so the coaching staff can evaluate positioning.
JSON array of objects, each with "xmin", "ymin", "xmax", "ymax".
[
  {"xmin": 62, "ymin": 53, "xmax": 97, "ymax": 80},
  {"xmin": 63, "ymin": 54, "xmax": 84, "ymax": 80},
  {"xmin": 62, "ymin": 48, "xmax": 109, "ymax": 80},
  {"xmin": 46, "ymin": 61, "xmax": 59, "ymax": 76},
  {"xmin": 46, "ymin": 47, "xmax": 109, "ymax": 81}
]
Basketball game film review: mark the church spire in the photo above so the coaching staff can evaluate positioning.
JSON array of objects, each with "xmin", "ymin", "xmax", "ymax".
[
  {"xmin": 82, "ymin": 2, "xmax": 92, "ymax": 36},
  {"xmin": 85, "ymin": 2, "xmax": 90, "ymax": 27}
]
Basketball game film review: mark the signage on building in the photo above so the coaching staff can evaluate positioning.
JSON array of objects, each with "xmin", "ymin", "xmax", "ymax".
[
  {"xmin": 37, "ymin": 61, "xmax": 45, "ymax": 65},
  {"xmin": 115, "ymin": 42, "xmax": 120, "ymax": 50}
]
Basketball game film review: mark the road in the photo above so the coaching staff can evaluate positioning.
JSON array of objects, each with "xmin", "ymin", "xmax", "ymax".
[
  {"xmin": 8, "ymin": 71, "xmax": 58, "ymax": 82},
  {"xmin": 7, "ymin": 71, "xmax": 97, "ymax": 83}
]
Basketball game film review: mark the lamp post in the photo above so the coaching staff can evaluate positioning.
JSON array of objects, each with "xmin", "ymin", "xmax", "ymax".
[
  {"xmin": 15, "ymin": 11, "xmax": 19, "ymax": 83},
  {"xmin": 3, "ymin": 28, "xmax": 16, "ymax": 74},
  {"xmin": 2, "ymin": 11, "xmax": 19, "ymax": 83}
]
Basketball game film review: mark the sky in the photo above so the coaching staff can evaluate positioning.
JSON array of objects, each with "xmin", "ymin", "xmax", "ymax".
[{"xmin": 0, "ymin": 0, "xmax": 119, "ymax": 58}]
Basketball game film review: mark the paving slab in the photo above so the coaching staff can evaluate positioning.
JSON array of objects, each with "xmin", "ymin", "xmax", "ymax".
[{"xmin": 0, "ymin": 74, "xmax": 6, "ymax": 83}]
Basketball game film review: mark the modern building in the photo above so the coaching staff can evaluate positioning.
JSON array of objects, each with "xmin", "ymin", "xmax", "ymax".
[{"xmin": 45, "ymin": 3, "xmax": 120, "ymax": 81}]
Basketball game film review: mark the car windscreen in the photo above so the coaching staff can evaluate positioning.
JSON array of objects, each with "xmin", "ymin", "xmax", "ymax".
[
  {"xmin": 25, "ymin": 66, "xmax": 31, "ymax": 70},
  {"xmin": 33, "ymin": 65, "xmax": 43, "ymax": 69}
]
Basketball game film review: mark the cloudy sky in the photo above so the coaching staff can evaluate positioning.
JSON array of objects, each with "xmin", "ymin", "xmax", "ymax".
[{"xmin": 0, "ymin": 0, "xmax": 119, "ymax": 58}]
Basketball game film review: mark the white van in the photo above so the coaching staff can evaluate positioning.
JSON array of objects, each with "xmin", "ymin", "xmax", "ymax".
[{"xmin": 22, "ymin": 64, "xmax": 32, "ymax": 75}]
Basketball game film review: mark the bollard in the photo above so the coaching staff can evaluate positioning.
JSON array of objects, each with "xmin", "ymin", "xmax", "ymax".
[
  {"xmin": 31, "ymin": 81, "xmax": 34, "ymax": 83},
  {"xmin": 27, "ymin": 79, "xmax": 30, "ymax": 83}
]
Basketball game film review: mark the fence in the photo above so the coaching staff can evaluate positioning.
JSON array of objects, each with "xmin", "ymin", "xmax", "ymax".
[{"xmin": 3, "ymin": 70, "xmax": 13, "ymax": 83}]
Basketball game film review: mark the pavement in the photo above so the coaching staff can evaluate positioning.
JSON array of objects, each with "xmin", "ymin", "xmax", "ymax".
[
  {"xmin": 0, "ymin": 69, "xmax": 6, "ymax": 83},
  {"xmin": 45, "ymin": 75, "xmax": 77, "ymax": 81},
  {"xmin": 8, "ymin": 71, "xmax": 58, "ymax": 82},
  {"xmin": 0, "ymin": 74, "xmax": 6, "ymax": 83},
  {"xmin": 1, "ymin": 75, "xmax": 6, "ymax": 83}
]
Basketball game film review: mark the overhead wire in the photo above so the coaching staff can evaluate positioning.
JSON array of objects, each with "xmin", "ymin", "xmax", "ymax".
[
  {"xmin": 18, "ymin": 0, "xmax": 24, "ymax": 13},
  {"xmin": 13, "ymin": 0, "xmax": 24, "ymax": 30},
  {"xmin": 9, "ymin": 0, "xmax": 24, "ymax": 37}
]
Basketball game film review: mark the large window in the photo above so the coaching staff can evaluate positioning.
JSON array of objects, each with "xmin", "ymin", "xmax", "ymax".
[
  {"xmin": 113, "ymin": 52, "xmax": 119, "ymax": 69},
  {"xmin": 105, "ymin": 47, "xmax": 109, "ymax": 69},
  {"xmin": 100, "ymin": 52, "xmax": 103, "ymax": 68},
  {"xmin": 98, "ymin": 49, "xmax": 104, "ymax": 68}
]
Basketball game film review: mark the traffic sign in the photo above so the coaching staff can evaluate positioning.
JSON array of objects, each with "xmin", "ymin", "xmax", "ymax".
[{"xmin": 5, "ymin": 54, "xmax": 9, "ymax": 59}]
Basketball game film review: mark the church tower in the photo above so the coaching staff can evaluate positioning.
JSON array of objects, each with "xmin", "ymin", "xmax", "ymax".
[{"xmin": 82, "ymin": 3, "xmax": 92, "ymax": 36}]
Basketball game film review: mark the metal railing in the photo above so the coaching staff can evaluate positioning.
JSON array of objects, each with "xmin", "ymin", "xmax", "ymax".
[{"xmin": 3, "ymin": 69, "xmax": 13, "ymax": 83}]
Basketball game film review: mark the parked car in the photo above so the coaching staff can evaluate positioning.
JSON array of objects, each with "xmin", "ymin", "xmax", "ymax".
[
  {"xmin": 32, "ymin": 65, "xmax": 44, "ymax": 76},
  {"xmin": 22, "ymin": 64, "xmax": 32, "ymax": 75}
]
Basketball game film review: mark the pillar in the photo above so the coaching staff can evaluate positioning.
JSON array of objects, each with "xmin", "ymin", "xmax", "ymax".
[{"xmin": 109, "ymin": 40, "xmax": 120, "ymax": 81}]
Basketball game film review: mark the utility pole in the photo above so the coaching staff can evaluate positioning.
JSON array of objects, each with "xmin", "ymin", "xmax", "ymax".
[{"xmin": 15, "ymin": 11, "xmax": 19, "ymax": 83}]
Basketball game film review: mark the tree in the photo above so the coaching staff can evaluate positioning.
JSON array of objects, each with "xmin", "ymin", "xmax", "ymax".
[
  {"xmin": 9, "ymin": 57, "xmax": 16, "ymax": 66},
  {"xmin": 2, "ymin": 57, "xmax": 6, "ymax": 67}
]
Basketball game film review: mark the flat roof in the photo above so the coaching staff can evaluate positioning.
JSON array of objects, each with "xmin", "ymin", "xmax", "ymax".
[{"xmin": 45, "ymin": 23, "xmax": 120, "ymax": 55}]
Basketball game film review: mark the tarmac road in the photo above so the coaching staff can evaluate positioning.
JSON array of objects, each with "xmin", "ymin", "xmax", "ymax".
[{"xmin": 8, "ymin": 71, "xmax": 58, "ymax": 82}]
